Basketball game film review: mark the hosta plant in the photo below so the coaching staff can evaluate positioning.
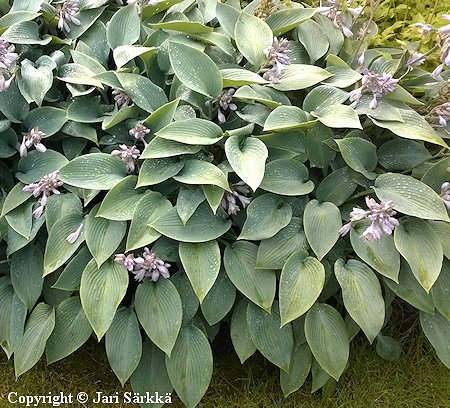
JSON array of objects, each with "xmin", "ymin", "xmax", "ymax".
[{"xmin": 1, "ymin": 0, "xmax": 450, "ymax": 407}]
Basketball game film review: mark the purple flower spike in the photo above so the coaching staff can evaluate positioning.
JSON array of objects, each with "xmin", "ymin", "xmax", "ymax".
[
  {"xmin": 115, "ymin": 248, "xmax": 171, "ymax": 282},
  {"xmin": 339, "ymin": 196, "xmax": 399, "ymax": 242}
]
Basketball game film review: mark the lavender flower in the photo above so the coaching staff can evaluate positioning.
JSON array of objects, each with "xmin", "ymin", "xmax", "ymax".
[
  {"xmin": 433, "ymin": 102, "xmax": 450, "ymax": 126},
  {"xmin": 414, "ymin": 16, "xmax": 450, "ymax": 80},
  {"xmin": 440, "ymin": 182, "xmax": 450, "ymax": 210},
  {"xmin": 432, "ymin": 28, "xmax": 450, "ymax": 80},
  {"xmin": 19, "ymin": 127, "xmax": 47, "ymax": 157},
  {"xmin": 348, "ymin": 69, "xmax": 399, "ymax": 109},
  {"xmin": 22, "ymin": 171, "xmax": 64, "ymax": 219},
  {"xmin": 0, "ymin": 74, "xmax": 14, "ymax": 92},
  {"xmin": 262, "ymin": 37, "xmax": 291, "ymax": 83},
  {"xmin": 115, "ymin": 248, "xmax": 170, "ymax": 282},
  {"xmin": 129, "ymin": 123, "xmax": 150, "ymax": 146},
  {"xmin": 406, "ymin": 51, "xmax": 426, "ymax": 68},
  {"xmin": 114, "ymin": 253, "xmax": 139, "ymax": 272},
  {"xmin": 317, "ymin": 0, "xmax": 362, "ymax": 38},
  {"xmin": 339, "ymin": 196, "xmax": 399, "ymax": 242},
  {"xmin": 0, "ymin": 39, "xmax": 18, "ymax": 92},
  {"xmin": 413, "ymin": 22, "xmax": 434, "ymax": 37},
  {"xmin": 56, "ymin": 0, "xmax": 81, "ymax": 34},
  {"xmin": 112, "ymin": 88, "xmax": 132, "ymax": 108},
  {"xmin": 66, "ymin": 223, "xmax": 83, "ymax": 243},
  {"xmin": 220, "ymin": 181, "xmax": 252, "ymax": 215},
  {"xmin": 111, "ymin": 144, "xmax": 140, "ymax": 172},
  {"xmin": 217, "ymin": 88, "xmax": 237, "ymax": 124},
  {"xmin": 0, "ymin": 40, "xmax": 18, "ymax": 71}
]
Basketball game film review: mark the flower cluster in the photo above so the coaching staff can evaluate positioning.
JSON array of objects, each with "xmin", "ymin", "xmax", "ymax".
[
  {"xmin": 22, "ymin": 171, "xmax": 64, "ymax": 219},
  {"xmin": 115, "ymin": 248, "xmax": 171, "ymax": 282},
  {"xmin": 348, "ymin": 69, "xmax": 399, "ymax": 109},
  {"xmin": 339, "ymin": 196, "xmax": 399, "ymax": 242},
  {"xmin": 19, "ymin": 127, "xmax": 47, "ymax": 157},
  {"xmin": 56, "ymin": 0, "xmax": 81, "ymax": 34},
  {"xmin": 112, "ymin": 88, "xmax": 132, "ymax": 108},
  {"xmin": 220, "ymin": 181, "xmax": 252, "ymax": 215},
  {"xmin": 129, "ymin": 123, "xmax": 150, "ymax": 146},
  {"xmin": 0, "ymin": 39, "xmax": 18, "ymax": 92},
  {"xmin": 111, "ymin": 144, "xmax": 140, "ymax": 172},
  {"xmin": 414, "ymin": 15, "xmax": 450, "ymax": 79},
  {"xmin": 254, "ymin": 0, "xmax": 279, "ymax": 20},
  {"xmin": 116, "ymin": 0, "xmax": 158, "ymax": 8},
  {"xmin": 441, "ymin": 182, "xmax": 450, "ymax": 210},
  {"xmin": 430, "ymin": 102, "xmax": 450, "ymax": 127},
  {"xmin": 317, "ymin": 0, "xmax": 362, "ymax": 38},
  {"xmin": 217, "ymin": 89, "xmax": 237, "ymax": 124},
  {"xmin": 262, "ymin": 37, "xmax": 291, "ymax": 83}
]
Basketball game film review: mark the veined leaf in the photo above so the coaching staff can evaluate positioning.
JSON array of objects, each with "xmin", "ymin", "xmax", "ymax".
[
  {"xmin": 224, "ymin": 241, "xmax": 276, "ymax": 312},
  {"xmin": 225, "ymin": 135, "xmax": 268, "ymax": 192},
  {"xmin": 394, "ymin": 218, "xmax": 443, "ymax": 292},
  {"xmin": 165, "ymin": 325, "xmax": 213, "ymax": 408},
  {"xmin": 43, "ymin": 213, "xmax": 85, "ymax": 276},
  {"xmin": 45, "ymin": 296, "xmax": 92, "ymax": 364},
  {"xmin": 371, "ymin": 109, "xmax": 448, "ymax": 148},
  {"xmin": 234, "ymin": 11, "xmax": 273, "ymax": 69},
  {"xmin": 106, "ymin": 4, "xmax": 140, "ymax": 49},
  {"xmin": 14, "ymin": 303, "xmax": 55, "ymax": 378},
  {"xmin": 169, "ymin": 41, "xmax": 222, "ymax": 99},
  {"xmin": 239, "ymin": 193, "xmax": 292, "ymax": 241},
  {"xmin": 335, "ymin": 137, "xmax": 377, "ymax": 179},
  {"xmin": 179, "ymin": 241, "xmax": 220, "ymax": 303},
  {"xmin": 374, "ymin": 173, "xmax": 450, "ymax": 221},
  {"xmin": 335, "ymin": 259, "xmax": 385, "ymax": 343},
  {"xmin": 85, "ymin": 204, "xmax": 126, "ymax": 268},
  {"xmin": 150, "ymin": 202, "xmax": 231, "ymax": 243},
  {"xmin": 266, "ymin": 7, "xmax": 317, "ymax": 36},
  {"xmin": 256, "ymin": 217, "xmax": 308, "ymax": 270},
  {"xmin": 350, "ymin": 220, "xmax": 400, "ymax": 282},
  {"xmin": 173, "ymin": 160, "xmax": 230, "ymax": 191},
  {"xmin": 230, "ymin": 299, "xmax": 257, "ymax": 363},
  {"xmin": 420, "ymin": 310, "xmax": 450, "ymax": 369},
  {"xmin": 247, "ymin": 301, "xmax": 293, "ymax": 372},
  {"xmin": 105, "ymin": 307, "xmax": 142, "ymax": 386},
  {"xmin": 303, "ymin": 200, "xmax": 341, "ymax": 261},
  {"xmin": 156, "ymin": 118, "xmax": 223, "ymax": 145},
  {"xmin": 58, "ymin": 153, "xmax": 128, "ymax": 190},
  {"xmin": 273, "ymin": 64, "xmax": 333, "ymax": 91},
  {"xmin": 80, "ymin": 259, "xmax": 128, "ymax": 340},
  {"xmin": 135, "ymin": 278, "xmax": 182, "ymax": 357},
  {"xmin": 97, "ymin": 176, "xmax": 147, "ymax": 221},
  {"xmin": 279, "ymin": 250, "xmax": 325, "ymax": 327},
  {"xmin": 305, "ymin": 303, "xmax": 349, "ymax": 381},
  {"xmin": 260, "ymin": 159, "xmax": 314, "ymax": 196}
]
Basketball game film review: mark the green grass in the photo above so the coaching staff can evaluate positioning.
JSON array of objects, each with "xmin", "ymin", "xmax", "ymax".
[{"xmin": 1, "ymin": 309, "xmax": 450, "ymax": 408}]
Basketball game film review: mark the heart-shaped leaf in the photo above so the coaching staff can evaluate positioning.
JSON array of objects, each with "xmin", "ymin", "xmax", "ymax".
[
  {"xmin": 280, "ymin": 250, "xmax": 325, "ymax": 326},
  {"xmin": 179, "ymin": 240, "xmax": 221, "ymax": 303},
  {"xmin": 224, "ymin": 241, "xmax": 276, "ymax": 312},
  {"xmin": 225, "ymin": 135, "xmax": 268, "ymax": 192},
  {"xmin": 305, "ymin": 303, "xmax": 349, "ymax": 381},
  {"xmin": 303, "ymin": 200, "xmax": 341, "ymax": 260},
  {"xmin": 80, "ymin": 259, "xmax": 128, "ymax": 340},
  {"xmin": 335, "ymin": 259, "xmax": 385, "ymax": 343},
  {"xmin": 394, "ymin": 218, "xmax": 443, "ymax": 292},
  {"xmin": 135, "ymin": 278, "xmax": 182, "ymax": 357}
]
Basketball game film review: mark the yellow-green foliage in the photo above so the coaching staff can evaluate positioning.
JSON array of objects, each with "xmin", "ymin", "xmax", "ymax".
[{"xmin": 371, "ymin": 0, "xmax": 448, "ymax": 49}]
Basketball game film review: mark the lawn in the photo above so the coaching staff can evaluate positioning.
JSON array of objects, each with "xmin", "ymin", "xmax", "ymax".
[{"xmin": 1, "ymin": 303, "xmax": 449, "ymax": 408}]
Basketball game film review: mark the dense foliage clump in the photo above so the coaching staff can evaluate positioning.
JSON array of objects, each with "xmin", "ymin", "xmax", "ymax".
[{"xmin": 0, "ymin": 1, "xmax": 450, "ymax": 407}]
